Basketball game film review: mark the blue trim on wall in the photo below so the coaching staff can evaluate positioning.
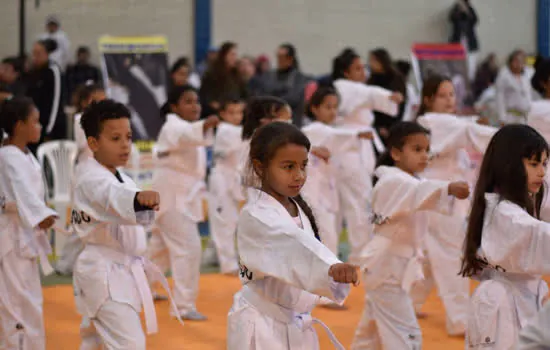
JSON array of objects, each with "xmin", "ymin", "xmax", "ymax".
[
  {"xmin": 539, "ymin": 0, "xmax": 550, "ymax": 57},
  {"xmin": 194, "ymin": 0, "xmax": 211, "ymax": 66}
]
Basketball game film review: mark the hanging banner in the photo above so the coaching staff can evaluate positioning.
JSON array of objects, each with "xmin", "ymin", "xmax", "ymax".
[
  {"xmin": 411, "ymin": 43, "xmax": 472, "ymax": 111},
  {"xmin": 98, "ymin": 36, "xmax": 169, "ymax": 142}
]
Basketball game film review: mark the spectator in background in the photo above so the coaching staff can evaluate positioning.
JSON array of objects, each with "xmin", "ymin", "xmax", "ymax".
[
  {"xmin": 39, "ymin": 15, "xmax": 71, "ymax": 71},
  {"xmin": 238, "ymin": 56, "xmax": 263, "ymax": 96},
  {"xmin": 0, "ymin": 57, "xmax": 27, "ymax": 96},
  {"xmin": 26, "ymin": 39, "xmax": 67, "ymax": 151},
  {"xmin": 261, "ymin": 43, "xmax": 311, "ymax": 127},
  {"xmin": 199, "ymin": 41, "xmax": 248, "ymax": 119},
  {"xmin": 472, "ymin": 53, "xmax": 499, "ymax": 101},
  {"xmin": 65, "ymin": 46, "xmax": 102, "ymax": 104},
  {"xmin": 170, "ymin": 57, "xmax": 201, "ymax": 89},
  {"xmin": 367, "ymin": 48, "xmax": 407, "ymax": 139},
  {"xmin": 197, "ymin": 47, "xmax": 217, "ymax": 77},
  {"xmin": 255, "ymin": 54, "xmax": 271, "ymax": 78},
  {"xmin": 449, "ymin": 0, "xmax": 479, "ymax": 80},
  {"xmin": 395, "ymin": 60, "xmax": 419, "ymax": 122},
  {"xmin": 495, "ymin": 49, "xmax": 531, "ymax": 125}
]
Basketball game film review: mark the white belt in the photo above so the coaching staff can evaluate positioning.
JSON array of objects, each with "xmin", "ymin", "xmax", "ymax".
[
  {"xmin": 87, "ymin": 244, "xmax": 183, "ymax": 334},
  {"xmin": 241, "ymin": 287, "xmax": 345, "ymax": 350}
]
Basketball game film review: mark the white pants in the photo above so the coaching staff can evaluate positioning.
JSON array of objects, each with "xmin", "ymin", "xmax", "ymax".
[
  {"xmin": 227, "ymin": 292, "xmax": 320, "ymax": 350},
  {"xmin": 148, "ymin": 209, "xmax": 201, "ymax": 314},
  {"xmin": 207, "ymin": 174, "xmax": 239, "ymax": 274},
  {"xmin": 411, "ymin": 213, "xmax": 469, "ymax": 335},
  {"xmin": 466, "ymin": 280, "xmax": 517, "ymax": 349},
  {"xmin": 0, "ymin": 251, "xmax": 44, "ymax": 350},
  {"xmin": 336, "ymin": 178, "xmax": 371, "ymax": 264},
  {"xmin": 79, "ymin": 301, "xmax": 145, "ymax": 350},
  {"xmin": 352, "ymin": 278, "xmax": 421, "ymax": 349},
  {"xmin": 315, "ymin": 208, "xmax": 339, "ymax": 255},
  {"xmin": 55, "ymin": 233, "xmax": 84, "ymax": 275}
]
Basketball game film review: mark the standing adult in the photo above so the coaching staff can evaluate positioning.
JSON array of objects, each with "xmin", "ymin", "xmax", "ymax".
[
  {"xmin": 261, "ymin": 43, "xmax": 311, "ymax": 127},
  {"xmin": 26, "ymin": 39, "xmax": 67, "ymax": 151},
  {"xmin": 199, "ymin": 42, "xmax": 247, "ymax": 119},
  {"xmin": 38, "ymin": 15, "xmax": 71, "ymax": 72},
  {"xmin": 449, "ymin": 0, "xmax": 479, "ymax": 80},
  {"xmin": 65, "ymin": 46, "xmax": 102, "ymax": 104},
  {"xmin": 367, "ymin": 48, "xmax": 407, "ymax": 140},
  {"xmin": 238, "ymin": 56, "xmax": 263, "ymax": 96}
]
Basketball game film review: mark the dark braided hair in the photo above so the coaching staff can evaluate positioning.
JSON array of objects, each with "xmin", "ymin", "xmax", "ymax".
[{"xmin": 248, "ymin": 121, "xmax": 321, "ymax": 241}]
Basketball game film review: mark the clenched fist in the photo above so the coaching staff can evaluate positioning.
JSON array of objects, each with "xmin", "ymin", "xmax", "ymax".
[
  {"xmin": 137, "ymin": 191, "xmax": 161, "ymax": 211},
  {"xmin": 329, "ymin": 263, "xmax": 359, "ymax": 285},
  {"xmin": 448, "ymin": 181, "xmax": 470, "ymax": 199}
]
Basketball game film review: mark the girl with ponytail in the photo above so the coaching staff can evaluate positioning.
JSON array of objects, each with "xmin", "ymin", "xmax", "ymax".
[{"xmin": 227, "ymin": 121, "xmax": 358, "ymax": 350}]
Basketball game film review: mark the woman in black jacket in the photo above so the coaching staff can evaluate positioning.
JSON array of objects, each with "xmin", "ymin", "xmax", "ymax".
[
  {"xmin": 199, "ymin": 42, "xmax": 248, "ymax": 119},
  {"xmin": 367, "ymin": 48, "xmax": 407, "ymax": 141},
  {"xmin": 27, "ymin": 39, "xmax": 66, "ymax": 151}
]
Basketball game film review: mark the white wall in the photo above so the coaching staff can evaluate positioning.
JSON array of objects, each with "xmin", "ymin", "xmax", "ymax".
[
  {"xmin": 212, "ymin": 0, "xmax": 537, "ymax": 74},
  {"xmin": 0, "ymin": 0, "xmax": 194, "ymax": 66},
  {"xmin": 0, "ymin": 0, "xmax": 536, "ymax": 74}
]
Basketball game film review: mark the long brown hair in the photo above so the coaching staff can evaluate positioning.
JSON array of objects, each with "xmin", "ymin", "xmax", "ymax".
[{"xmin": 460, "ymin": 125, "xmax": 549, "ymax": 277}]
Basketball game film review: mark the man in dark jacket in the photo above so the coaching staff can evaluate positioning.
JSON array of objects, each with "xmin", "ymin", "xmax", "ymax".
[
  {"xmin": 261, "ymin": 43, "xmax": 311, "ymax": 127},
  {"xmin": 449, "ymin": 0, "xmax": 479, "ymax": 79}
]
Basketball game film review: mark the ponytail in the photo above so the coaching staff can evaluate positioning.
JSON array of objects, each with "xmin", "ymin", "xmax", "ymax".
[{"xmin": 293, "ymin": 194, "xmax": 321, "ymax": 241}]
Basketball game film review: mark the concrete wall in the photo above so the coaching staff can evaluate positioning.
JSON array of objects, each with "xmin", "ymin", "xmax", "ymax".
[
  {"xmin": 212, "ymin": 0, "xmax": 536, "ymax": 74},
  {"xmin": 0, "ymin": 0, "xmax": 194, "ymax": 66},
  {"xmin": 0, "ymin": 0, "xmax": 536, "ymax": 74}
]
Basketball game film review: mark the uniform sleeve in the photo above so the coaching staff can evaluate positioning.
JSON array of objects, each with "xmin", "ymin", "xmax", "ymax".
[
  {"xmin": 353, "ymin": 84, "xmax": 398, "ymax": 116},
  {"xmin": 495, "ymin": 72, "xmax": 507, "ymax": 123},
  {"xmin": 372, "ymin": 174, "xmax": 452, "ymax": 223},
  {"xmin": 76, "ymin": 176, "xmax": 151, "ymax": 226},
  {"xmin": 4, "ymin": 158, "xmax": 58, "ymax": 229},
  {"xmin": 237, "ymin": 209, "xmax": 349, "ymax": 302},
  {"xmin": 174, "ymin": 119, "xmax": 213, "ymax": 148},
  {"xmin": 74, "ymin": 115, "xmax": 88, "ymax": 154},
  {"xmin": 482, "ymin": 202, "xmax": 550, "ymax": 275},
  {"xmin": 214, "ymin": 124, "xmax": 242, "ymax": 156},
  {"xmin": 336, "ymin": 80, "xmax": 398, "ymax": 118},
  {"xmin": 518, "ymin": 302, "xmax": 550, "ymax": 349}
]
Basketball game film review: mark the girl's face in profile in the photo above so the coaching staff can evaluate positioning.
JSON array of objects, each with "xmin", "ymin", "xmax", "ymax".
[{"xmin": 524, "ymin": 151, "xmax": 548, "ymax": 195}]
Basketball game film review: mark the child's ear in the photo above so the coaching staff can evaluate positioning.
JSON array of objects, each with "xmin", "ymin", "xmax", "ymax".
[
  {"xmin": 252, "ymin": 159, "xmax": 263, "ymax": 178},
  {"xmin": 390, "ymin": 146, "xmax": 401, "ymax": 163},
  {"xmin": 87, "ymin": 136, "xmax": 99, "ymax": 153}
]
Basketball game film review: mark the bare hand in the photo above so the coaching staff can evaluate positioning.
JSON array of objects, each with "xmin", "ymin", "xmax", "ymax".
[
  {"xmin": 137, "ymin": 191, "xmax": 160, "ymax": 211},
  {"xmin": 448, "ymin": 181, "xmax": 470, "ymax": 199},
  {"xmin": 311, "ymin": 146, "xmax": 331, "ymax": 162},
  {"xmin": 329, "ymin": 263, "xmax": 359, "ymax": 286},
  {"xmin": 204, "ymin": 115, "xmax": 220, "ymax": 131},
  {"xmin": 3, "ymin": 202, "xmax": 17, "ymax": 214},
  {"xmin": 389, "ymin": 92, "xmax": 404, "ymax": 104},
  {"xmin": 358, "ymin": 131, "xmax": 374, "ymax": 140},
  {"xmin": 477, "ymin": 117, "xmax": 489, "ymax": 125},
  {"xmin": 38, "ymin": 215, "xmax": 57, "ymax": 230}
]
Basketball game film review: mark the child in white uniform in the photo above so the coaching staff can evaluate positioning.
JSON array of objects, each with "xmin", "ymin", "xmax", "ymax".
[
  {"xmin": 351, "ymin": 122, "xmax": 470, "ymax": 349},
  {"xmin": 331, "ymin": 50, "xmax": 403, "ymax": 264},
  {"xmin": 301, "ymin": 87, "xmax": 374, "ymax": 255},
  {"xmin": 412, "ymin": 74, "xmax": 496, "ymax": 336},
  {"xmin": 56, "ymin": 82, "xmax": 106, "ymax": 276},
  {"xmin": 147, "ymin": 85, "xmax": 219, "ymax": 320},
  {"xmin": 208, "ymin": 99, "xmax": 245, "ymax": 275},
  {"xmin": 72, "ymin": 99, "xmax": 180, "ymax": 350},
  {"xmin": 0, "ymin": 97, "xmax": 59, "ymax": 350},
  {"xmin": 228, "ymin": 122, "xmax": 358, "ymax": 350},
  {"xmin": 460, "ymin": 124, "xmax": 550, "ymax": 349}
]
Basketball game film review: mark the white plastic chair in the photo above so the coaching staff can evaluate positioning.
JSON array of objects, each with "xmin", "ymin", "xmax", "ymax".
[{"xmin": 36, "ymin": 140, "xmax": 78, "ymax": 255}]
